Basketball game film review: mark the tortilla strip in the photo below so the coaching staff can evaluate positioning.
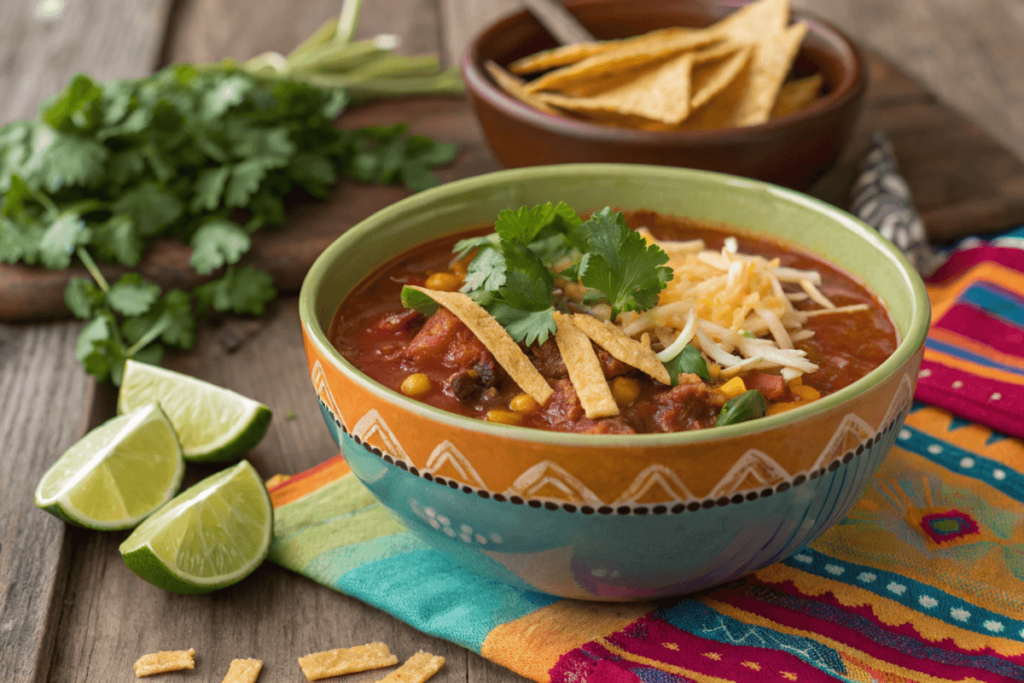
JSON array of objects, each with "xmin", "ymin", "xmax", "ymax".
[
  {"xmin": 298, "ymin": 643, "xmax": 398, "ymax": 681},
  {"xmin": 571, "ymin": 314, "xmax": 671, "ymax": 385},
  {"xmin": 133, "ymin": 649, "xmax": 196, "ymax": 678},
  {"xmin": 484, "ymin": 61, "xmax": 559, "ymax": 114},
  {"xmin": 771, "ymin": 73, "xmax": 823, "ymax": 118},
  {"xmin": 553, "ymin": 313, "xmax": 619, "ymax": 418},
  {"xmin": 734, "ymin": 22, "xmax": 808, "ymax": 125},
  {"xmin": 222, "ymin": 659, "xmax": 263, "ymax": 683},
  {"xmin": 523, "ymin": 30, "xmax": 721, "ymax": 94},
  {"xmin": 691, "ymin": 45, "xmax": 751, "ymax": 109},
  {"xmin": 408, "ymin": 287, "xmax": 554, "ymax": 405},
  {"xmin": 373, "ymin": 651, "xmax": 445, "ymax": 683},
  {"xmin": 509, "ymin": 27, "xmax": 698, "ymax": 74},
  {"xmin": 538, "ymin": 52, "xmax": 694, "ymax": 124}
]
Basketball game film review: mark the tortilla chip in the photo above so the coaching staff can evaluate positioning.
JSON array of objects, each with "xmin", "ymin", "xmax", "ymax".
[
  {"xmin": 734, "ymin": 22, "xmax": 808, "ymax": 125},
  {"xmin": 714, "ymin": 0, "xmax": 790, "ymax": 44},
  {"xmin": 538, "ymin": 52, "xmax": 694, "ymax": 124},
  {"xmin": 408, "ymin": 287, "xmax": 554, "ymax": 405},
  {"xmin": 484, "ymin": 61, "xmax": 559, "ymax": 114},
  {"xmin": 553, "ymin": 313, "xmax": 619, "ymax": 418},
  {"xmin": 222, "ymin": 659, "xmax": 263, "ymax": 683},
  {"xmin": 692, "ymin": 39, "xmax": 744, "ymax": 65},
  {"xmin": 509, "ymin": 27, "xmax": 699, "ymax": 75},
  {"xmin": 571, "ymin": 314, "xmax": 671, "ymax": 385},
  {"xmin": 771, "ymin": 73, "xmax": 823, "ymax": 118},
  {"xmin": 298, "ymin": 643, "xmax": 398, "ymax": 681},
  {"xmin": 133, "ymin": 649, "xmax": 196, "ymax": 678},
  {"xmin": 373, "ymin": 651, "xmax": 445, "ymax": 683},
  {"xmin": 679, "ymin": 58, "xmax": 751, "ymax": 130},
  {"xmin": 691, "ymin": 45, "xmax": 751, "ymax": 109},
  {"xmin": 524, "ymin": 30, "xmax": 721, "ymax": 94}
]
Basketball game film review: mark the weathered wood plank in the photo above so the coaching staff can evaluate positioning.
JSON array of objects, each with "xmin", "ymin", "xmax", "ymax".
[
  {"xmin": 0, "ymin": 323, "xmax": 90, "ymax": 683},
  {"xmin": 0, "ymin": 0, "xmax": 174, "ymax": 123}
]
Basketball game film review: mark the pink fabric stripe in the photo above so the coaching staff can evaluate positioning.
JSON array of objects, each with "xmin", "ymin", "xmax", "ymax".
[
  {"xmin": 935, "ymin": 304, "xmax": 1024, "ymax": 359},
  {"xmin": 916, "ymin": 361, "xmax": 1024, "ymax": 438},
  {"xmin": 930, "ymin": 247, "xmax": 1024, "ymax": 284},
  {"xmin": 711, "ymin": 586, "xmax": 1014, "ymax": 682}
]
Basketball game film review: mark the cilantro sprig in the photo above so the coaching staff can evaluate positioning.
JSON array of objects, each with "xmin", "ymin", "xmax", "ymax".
[
  {"xmin": 437, "ymin": 202, "xmax": 672, "ymax": 347},
  {"xmin": 0, "ymin": 32, "xmax": 458, "ymax": 383}
]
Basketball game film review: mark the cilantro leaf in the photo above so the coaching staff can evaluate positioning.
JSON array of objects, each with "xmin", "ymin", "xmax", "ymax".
[
  {"xmin": 189, "ymin": 219, "xmax": 251, "ymax": 275},
  {"xmin": 461, "ymin": 246, "xmax": 505, "ymax": 293},
  {"xmin": 452, "ymin": 234, "xmax": 497, "ymax": 260},
  {"xmin": 490, "ymin": 303, "xmax": 556, "ymax": 347},
  {"xmin": 0, "ymin": 217, "xmax": 43, "ymax": 264},
  {"xmin": 75, "ymin": 315, "xmax": 118, "ymax": 382},
  {"xmin": 578, "ymin": 207, "xmax": 672, "ymax": 318},
  {"xmin": 498, "ymin": 242, "xmax": 553, "ymax": 312},
  {"xmin": 191, "ymin": 166, "xmax": 230, "ymax": 212},
  {"xmin": 494, "ymin": 204, "xmax": 557, "ymax": 246},
  {"xmin": 111, "ymin": 182, "xmax": 183, "ymax": 237},
  {"xmin": 90, "ymin": 215, "xmax": 143, "ymax": 266},
  {"xmin": 662, "ymin": 344, "xmax": 709, "ymax": 384},
  {"xmin": 22, "ymin": 126, "xmax": 109, "ymax": 193},
  {"xmin": 64, "ymin": 277, "xmax": 106, "ymax": 319},
  {"xmin": 401, "ymin": 286, "xmax": 439, "ymax": 316},
  {"xmin": 202, "ymin": 73, "xmax": 253, "ymax": 119},
  {"xmin": 288, "ymin": 152, "xmax": 336, "ymax": 198},
  {"xmin": 107, "ymin": 273, "xmax": 161, "ymax": 316},
  {"xmin": 158, "ymin": 290, "xmax": 197, "ymax": 348},
  {"xmin": 39, "ymin": 213, "xmax": 89, "ymax": 269},
  {"xmin": 224, "ymin": 159, "xmax": 269, "ymax": 208},
  {"xmin": 194, "ymin": 266, "xmax": 275, "ymax": 315}
]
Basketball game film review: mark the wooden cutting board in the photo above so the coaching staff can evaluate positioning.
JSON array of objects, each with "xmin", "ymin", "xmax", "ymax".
[{"xmin": 3, "ymin": 49, "xmax": 1023, "ymax": 322}]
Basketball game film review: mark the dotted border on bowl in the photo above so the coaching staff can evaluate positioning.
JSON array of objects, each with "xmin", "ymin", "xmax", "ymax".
[{"xmin": 319, "ymin": 397, "xmax": 902, "ymax": 515}]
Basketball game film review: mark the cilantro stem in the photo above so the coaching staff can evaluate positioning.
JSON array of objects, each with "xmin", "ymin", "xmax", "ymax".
[
  {"xmin": 125, "ymin": 311, "xmax": 173, "ymax": 357},
  {"xmin": 335, "ymin": 0, "xmax": 363, "ymax": 45},
  {"xmin": 76, "ymin": 247, "xmax": 110, "ymax": 293},
  {"xmin": 35, "ymin": 191, "xmax": 61, "ymax": 218}
]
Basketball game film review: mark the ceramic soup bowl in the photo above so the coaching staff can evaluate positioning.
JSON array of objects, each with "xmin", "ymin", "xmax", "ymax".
[{"xmin": 299, "ymin": 164, "xmax": 929, "ymax": 601}]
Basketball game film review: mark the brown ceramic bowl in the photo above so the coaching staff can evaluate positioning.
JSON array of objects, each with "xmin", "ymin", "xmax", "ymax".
[{"xmin": 462, "ymin": 0, "xmax": 867, "ymax": 189}]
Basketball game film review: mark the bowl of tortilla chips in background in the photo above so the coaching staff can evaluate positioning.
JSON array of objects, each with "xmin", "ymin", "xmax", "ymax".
[{"xmin": 462, "ymin": 0, "xmax": 866, "ymax": 189}]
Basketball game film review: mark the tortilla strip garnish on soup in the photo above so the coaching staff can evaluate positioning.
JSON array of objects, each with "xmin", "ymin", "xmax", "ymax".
[{"xmin": 330, "ymin": 203, "xmax": 894, "ymax": 434}]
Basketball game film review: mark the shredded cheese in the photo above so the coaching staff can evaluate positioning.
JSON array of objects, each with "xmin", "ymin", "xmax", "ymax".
[{"xmin": 627, "ymin": 229, "xmax": 873, "ymax": 381}]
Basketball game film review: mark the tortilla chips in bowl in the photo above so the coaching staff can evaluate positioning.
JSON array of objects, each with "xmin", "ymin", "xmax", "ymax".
[
  {"xmin": 299, "ymin": 164, "xmax": 928, "ymax": 601},
  {"xmin": 462, "ymin": 0, "xmax": 866, "ymax": 189}
]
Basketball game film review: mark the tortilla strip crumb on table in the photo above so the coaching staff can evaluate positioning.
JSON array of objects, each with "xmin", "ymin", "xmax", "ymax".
[
  {"xmin": 407, "ymin": 286, "xmax": 554, "ymax": 405},
  {"xmin": 298, "ymin": 642, "xmax": 398, "ymax": 681},
  {"xmin": 372, "ymin": 651, "xmax": 446, "ymax": 683},
  {"xmin": 133, "ymin": 649, "xmax": 196, "ymax": 678},
  {"xmin": 571, "ymin": 314, "xmax": 671, "ymax": 385},
  {"xmin": 553, "ymin": 313, "xmax": 619, "ymax": 418},
  {"xmin": 222, "ymin": 658, "xmax": 263, "ymax": 683}
]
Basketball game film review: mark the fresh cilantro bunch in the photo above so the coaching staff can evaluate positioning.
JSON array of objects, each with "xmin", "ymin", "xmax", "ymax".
[
  {"xmin": 0, "ymin": 65, "xmax": 457, "ymax": 383},
  {"xmin": 452, "ymin": 203, "xmax": 672, "ymax": 346}
]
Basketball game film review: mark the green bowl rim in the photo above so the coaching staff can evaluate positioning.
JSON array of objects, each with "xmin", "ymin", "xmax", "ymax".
[{"xmin": 299, "ymin": 163, "xmax": 929, "ymax": 447}]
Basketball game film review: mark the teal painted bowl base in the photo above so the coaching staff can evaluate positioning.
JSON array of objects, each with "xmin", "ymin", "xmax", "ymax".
[{"xmin": 320, "ymin": 400, "xmax": 908, "ymax": 601}]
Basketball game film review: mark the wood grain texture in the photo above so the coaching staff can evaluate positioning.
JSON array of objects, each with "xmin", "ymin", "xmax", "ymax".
[
  {"xmin": 0, "ymin": 323, "xmax": 91, "ymax": 683},
  {"xmin": 0, "ymin": 0, "xmax": 174, "ymax": 123}
]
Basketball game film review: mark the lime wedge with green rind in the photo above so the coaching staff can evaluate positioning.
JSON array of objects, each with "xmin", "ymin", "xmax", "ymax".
[
  {"xmin": 119, "ymin": 460, "xmax": 273, "ymax": 594},
  {"xmin": 118, "ymin": 360, "xmax": 272, "ymax": 463},
  {"xmin": 35, "ymin": 404, "xmax": 184, "ymax": 530}
]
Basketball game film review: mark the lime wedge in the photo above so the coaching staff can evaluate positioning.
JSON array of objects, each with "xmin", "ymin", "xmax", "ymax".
[
  {"xmin": 118, "ymin": 360, "xmax": 272, "ymax": 463},
  {"xmin": 119, "ymin": 460, "xmax": 273, "ymax": 594},
  {"xmin": 35, "ymin": 404, "xmax": 184, "ymax": 530}
]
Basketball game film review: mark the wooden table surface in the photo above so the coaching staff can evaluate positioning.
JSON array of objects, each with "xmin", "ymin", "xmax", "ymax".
[{"xmin": 2, "ymin": 1, "xmax": 1023, "ymax": 682}]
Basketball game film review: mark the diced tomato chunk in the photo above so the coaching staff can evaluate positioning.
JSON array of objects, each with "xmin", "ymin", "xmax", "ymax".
[{"xmin": 744, "ymin": 372, "xmax": 790, "ymax": 401}]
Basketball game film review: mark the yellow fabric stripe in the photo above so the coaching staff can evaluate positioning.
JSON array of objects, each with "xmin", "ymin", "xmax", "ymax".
[{"xmin": 595, "ymin": 638, "xmax": 737, "ymax": 683}]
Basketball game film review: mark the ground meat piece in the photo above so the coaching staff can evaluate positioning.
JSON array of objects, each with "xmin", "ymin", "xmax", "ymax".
[
  {"xmin": 543, "ymin": 379, "xmax": 585, "ymax": 425},
  {"xmin": 577, "ymin": 417, "xmax": 636, "ymax": 434},
  {"xmin": 596, "ymin": 347, "xmax": 632, "ymax": 379},
  {"xmin": 374, "ymin": 309, "xmax": 423, "ymax": 333},
  {"xmin": 650, "ymin": 383, "xmax": 726, "ymax": 433},
  {"xmin": 530, "ymin": 339, "xmax": 568, "ymax": 379},
  {"xmin": 744, "ymin": 372, "xmax": 790, "ymax": 401},
  {"xmin": 405, "ymin": 309, "xmax": 498, "ymax": 399}
]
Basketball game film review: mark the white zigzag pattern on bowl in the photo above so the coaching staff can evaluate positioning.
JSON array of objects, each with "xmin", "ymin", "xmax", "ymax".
[
  {"xmin": 311, "ymin": 361, "xmax": 347, "ymax": 431},
  {"xmin": 424, "ymin": 441, "xmax": 486, "ymax": 489},
  {"xmin": 709, "ymin": 449, "xmax": 790, "ymax": 499},
  {"xmin": 812, "ymin": 414, "xmax": 873, "ymax": 471},
  {"xmin": 505, "ymin": 461, "xmax": 603, "ymax": 505},
  {"xmin": 352, "ymin": 409, "xmax": 411, "ymax": 465},
  {"xmin": 613, "ymin": 465, "xmax": 694, "ymax": 505},
  {"xmin": 881, "ymin": 374, "xmax": 914, "ymax": 429}
]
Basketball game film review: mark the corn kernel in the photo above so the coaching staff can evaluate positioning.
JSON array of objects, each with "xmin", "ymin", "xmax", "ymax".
[
  {"xmin": 786, "ymin": 376, "xmax": 804, "ymax": 389},
  {"xmin": 424, "ymin": 272, "xmax": 462, "ymax": 292},
  {"xmin": 510, "ymin": 393, "xmax": 539, "ymax": 413},
  {"xmin": 707, "ymin": 362, "xmax": 721, "ymax": 380},
  {"xmin": 485, "ymin": 409, "xmax": 522, "ymax": 425},
  {"xmin": 717, "ymin": 376, "xmax": 746, "ymax": 400},
  {"xmin": 767, "ymin": 401, "xmax": 802, "ymax": 416},
  {"xmin": 401, "ymin": 373, "xmax": 431, "ymax": 396},
  {"xmin": 791, "ymin": 384, "xmax": 821, "ymax": 401},
  {"xmin": 610, "ymin": 376, "xmax": 640, "ymax": 407}
]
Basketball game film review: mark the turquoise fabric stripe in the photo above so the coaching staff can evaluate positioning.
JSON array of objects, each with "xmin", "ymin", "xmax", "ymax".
[
  {"xmin": 896, "ymin": 425, "xmax": 1024, "ymax": 503},
  {"xmin": 961, "ymin": 283, "xmax": 1024, "ymax": 328},
  {"xmin": 328, "ymin": 549, "xmax": 558, "ymax": 652},
  {"xmin": 782, "ymin": 548, "xmax": 1024, "ymax": 641},
  {"xmin": 925, "ymin": 338, "xmax": 1024, "ymax": 377}
]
